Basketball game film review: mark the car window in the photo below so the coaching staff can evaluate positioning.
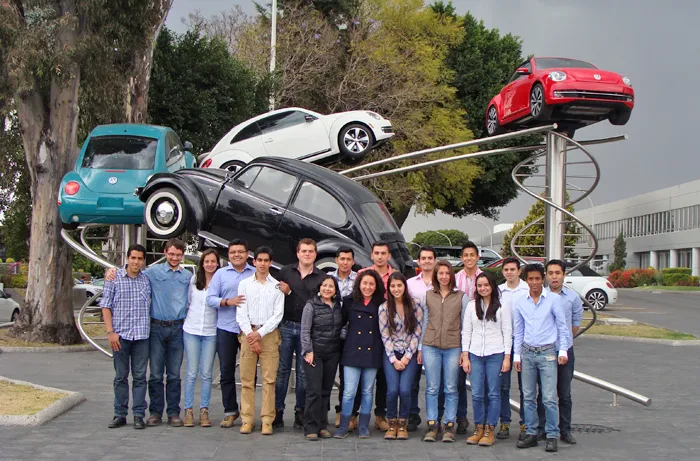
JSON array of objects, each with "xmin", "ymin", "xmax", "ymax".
[
  {"xmin": 235, "ymin": 166, "xmax": 262, "ymax": 189},
  {"xmin": 568, "ymin": 269, "xmax": 583, "ymax": 277},
  {"xmin": 231, "ymin": 122, "xmax": 262, "ymax": 144},
  {"xmin": 166, "ymin": 132, "xmax": 184, "ymax": 165},
  {"xmin": 508, "ymin": 62, "xmax": 532, "ymax": 82},
  {"xmin": 292, "ymin": 182, "xmax": 347, "ymax": 226},
  {"xmin": 248, "ymin": 167, "xmax": 297, "ymax": 205},
  {"xmin": 0, "ymin": 290, "xmax": 5, "ymax": 298},
  {"xmin": 534, "ymin": 57, "xmax": 597, "ymax": 70},
  {"xmin": 82, "ymin": 136, "xmax": 158, "ymax": 170},
  {"xmin": 257, "ymin": 111, "xmax": 308, "ymax": 135},
  {"xmin": 361, "ymin": 202, "xmax": 400, "ymax": 234}
]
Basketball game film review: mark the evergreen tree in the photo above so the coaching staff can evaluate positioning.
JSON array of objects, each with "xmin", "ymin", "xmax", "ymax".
[{"xmin": 608, "ymin": 230, "xmax": 627, "ymax": 272}]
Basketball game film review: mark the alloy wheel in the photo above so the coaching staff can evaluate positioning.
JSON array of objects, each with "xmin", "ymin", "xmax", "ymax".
[
  {"xmin": 530, "ymin": 86, "xmax": 543, "ymax": 117},
  {"xmin": 343, "ymin": 127, "xmax": 370, "ymax": 153},
  {"xmin": 587, "ymin": 291, "xmax": 607, "ymax": 310},
  {"xmin": 487, "ymin": 107, "xmax": 498, "ymax": 135}
]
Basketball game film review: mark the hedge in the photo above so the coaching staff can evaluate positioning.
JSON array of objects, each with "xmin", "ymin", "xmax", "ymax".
[{"xmin": 662, "ymin": 267, "xmax": 692, "ymax": 286}]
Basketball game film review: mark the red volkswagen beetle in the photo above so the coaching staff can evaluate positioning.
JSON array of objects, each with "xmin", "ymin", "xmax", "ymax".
[{"xmin": 485, "ymin": 57, "xmax": 634, "ymax": 136}]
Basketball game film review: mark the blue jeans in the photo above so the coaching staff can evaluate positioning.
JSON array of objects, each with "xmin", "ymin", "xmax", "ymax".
[
  {"xmin": 183, "ymin": 332, "xmax": 217, "ymax": 410},
  {"xmin": 498, "ymin": 344, "xmax": 524, "ymax": 425},
  {"xmin": 521, "ymin": 346, "xmax": 559, "ymax": 438},
  {"xmin": 422, "ymin": 346, "xmax": 461, "ymax": 424},
  {"xmin": 113, "ymin": 338, "xmax": 149, "ymax": 418},
  {"xmin": 275, "ymin": 320, "xmax": 306, "ymax": 411},
  {"xmin": 148, "ymin": 323, "xmax": 184, "ymax": 417},
  {"xmin": 383, "ymin": 353, "xmax": 418, "ymax": 419},
  {"xmin": 341, "ymin": 366, "xmax": 378, "ymax": 416},
  {"xmin": 538, "ymin": 346, "xmax": 575, "ymax": 434},
  {"xmin": 438, "ymin": 368, "xmax": 468, "ymax": 421},
  {"xmin": 469, "ymin": 352, "xmax": 503, "ymax": 427}
]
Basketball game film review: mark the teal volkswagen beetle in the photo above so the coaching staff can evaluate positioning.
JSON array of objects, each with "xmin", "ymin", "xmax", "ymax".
[{"xmin": 58, "ymin": 124, "xmax": 196, "ymax": 229}]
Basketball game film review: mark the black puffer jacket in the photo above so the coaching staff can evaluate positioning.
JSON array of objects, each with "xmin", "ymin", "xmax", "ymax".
[{"xmin": 300, "ymin": 295, "xmax": 343, "ymax": 357}]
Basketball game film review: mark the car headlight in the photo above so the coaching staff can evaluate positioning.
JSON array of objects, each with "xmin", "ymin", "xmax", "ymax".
[
  {"xmin": 548, "ymin": 71, "xmax": 567, "ymax": 82},
  {"xmin": 622, "ymin": 76, "xmax": 632, "ymax": 86},
  {"xmin": 366, "ymin": 111, "xmax": 382, "ymax": 120}
]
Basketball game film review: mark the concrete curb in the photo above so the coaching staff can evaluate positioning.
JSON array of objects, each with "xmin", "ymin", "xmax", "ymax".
[
  {"xmin": 580, "ymin": 334, "xmax": 700, "ymax": 346},
  {"xmin": 0, "ymin": 344, "xmax": 96, "ymax": 353},
  {"xmin": 0, "ymin": 376, "xmax": 85, "ymax": 426}
]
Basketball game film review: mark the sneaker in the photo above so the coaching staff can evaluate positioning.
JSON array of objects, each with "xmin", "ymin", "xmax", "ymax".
[
  {"xmin": 183, "ymin": 409, "xmax": 195, "ymax": 427},
  {"xmin": 496, "ymin": 422, "xmax": 510, "ymax": 439},
  {"xmin": 441, "ymin": 422, "xmax": 455, "ymax": 443}
]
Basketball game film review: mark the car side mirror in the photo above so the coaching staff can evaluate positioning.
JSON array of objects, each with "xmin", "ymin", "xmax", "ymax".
[
  {"xmin": 183, "ymin": 141, "xmax": 193, "ymax": 151},
  {"xmin": 516, "ymin": 67, "xmax": 531, "ymax": 75},
  {"xmin": 304, "ymin": 115, "xmax": 316, "ymax": 123},
  {"xmin": 5, "ymin": 293, "xmax": 11, "ymax": 298}
]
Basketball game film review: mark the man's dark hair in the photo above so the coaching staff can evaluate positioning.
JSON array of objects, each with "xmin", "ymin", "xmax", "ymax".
[
  {"xmin": 502, "ymin": 256, "xmax": 521, "ymax": 269},
  {"xmin": 523, "ymin": 263, "xmax": 545, "ymax": 278},
  {"xmin": 336, "ymin": 246, "xmax": 354, "ymax": 258},
  {"xmin": 418, "ymin": 246, "xmax": 436, "ymax": 259},
  {"xmin": 228, "ymin": 239, "xmax": 249, "ymax": 251},
  {"xmin": 371, "ymin": 240, "xmax": 390, "ymax": 251},
  {"xmin": 164, "ymin": 238, "xmax": 186, "ymax": 253},
  {"xmin": 127, "ymin": 244, "xmax": 147, "ymax": 259},
  {"xmin": 545, "ymin": 259, "xmax": 566, "ymax": 272},
  {"xmin": 254, "ymin": 246, "xmax": 273, "ymax": 260},
  {"xmin": 461, "ymin": 241, "xmax": 479, "ymax": 255}
]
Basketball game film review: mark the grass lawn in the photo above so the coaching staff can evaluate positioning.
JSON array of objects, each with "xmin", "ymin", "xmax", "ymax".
[
  {"xmin": 0, "ymin": 316, "xmax": 105, "ymax": 347},
  {"xmin": 0, "ymin": 380, "xmax": 66, "ymax": 415},
  {"xmin": 587, "ymin": 323, "xmax": 696, "ymax": 340},
  {"xmin": 633, "ymin": 286, "xmax": 700, "ymax": 292}
]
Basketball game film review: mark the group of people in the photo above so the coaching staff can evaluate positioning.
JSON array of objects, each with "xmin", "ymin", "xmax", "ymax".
[{"xmin": 101, "ymin": 236, "xmax": 581, "ymax": 453}]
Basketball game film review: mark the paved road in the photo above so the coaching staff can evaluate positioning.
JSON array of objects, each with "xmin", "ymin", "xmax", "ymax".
[{"xmin": 605, "ymin": 289, "xmax": 700, "ymax": 335}]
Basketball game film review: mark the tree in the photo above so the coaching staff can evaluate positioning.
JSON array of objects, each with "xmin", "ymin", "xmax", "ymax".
[
  {"xmin": 502, "ymin": 198, "xmax": 580, "ymax": 259},
  {"xmin": 608, "ymin": 230, "xmax": 627, "ymax": 272},
  {"xmin": 0, "ymin": 110, "xmax": 30, "ymax": 260},
  {"xmin": 0, "ymin": 1, "xmax": 172, "ymax": 344},
  {"xmin": 411, "ymin": 229, "xmax": 470, "ymax": 258}
]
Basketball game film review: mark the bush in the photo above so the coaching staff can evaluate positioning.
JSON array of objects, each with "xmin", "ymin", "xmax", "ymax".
[
  {"xmin": 662, "ymin": 267, "xmax": 692, "ymax": 286},
  {"xmin": 630, "ymin": 268, "xmax": 659, "ymax": 287},
  {"xmin": 482, "ymin": 267, "xmax": 506, "ymax": 285},
  {"xmin": 5, "ymin": 258, "xmax": 15, "ymax": 263},
  {"xmin": 608, "ymin": 270, "xmax": 634, "ymax": 288},
  {"xmin": 674, "ymin": 276, "xmax": 700, "ymax": 287},
  {"xmin": 6, "ymin": 274, "xmax": 28, "ymax": 288},
  {"xmin": 662, "ymin": 267, "xmax": 692, "ymax": 275}
]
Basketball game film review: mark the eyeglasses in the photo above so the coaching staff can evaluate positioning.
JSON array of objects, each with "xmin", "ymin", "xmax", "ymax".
[{"xmin": 166, "ymin": 253, "xmax": 184, "ymax": 258}]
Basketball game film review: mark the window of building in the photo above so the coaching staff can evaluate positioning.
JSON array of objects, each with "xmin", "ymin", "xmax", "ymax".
[
  {"xmin": 678, "ymin": 248, "xmax": 693, "ymax": 268},
  {"xmin": 638, "ymin": 252, "xmax": 650, "ymax": 269},
  {"xmin": 658, "ymin": 250, "xmax": 670, "ymax": 270}
]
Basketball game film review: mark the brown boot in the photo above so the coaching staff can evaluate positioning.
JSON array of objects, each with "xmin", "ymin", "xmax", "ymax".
[
  {"xmin": 220, "ymin": 413, "xmax": 239, "ymax": 428},
  {"xmin": 384, "ymin": 418, "xmax": 398, "ymax": 440},
  {"xmin": 335, "ymin": 412, "xmax": 341, "ymax": 428},
  {"xmin": 479, "ymin": 424, "xmax": 496, "ymax": 446},
  {"xmin": 375, "ymin": 416, "xmax": 390, "ymax": 431},
  {"xmin": 467, "ymin": 424, "xmax": 485, "ymax": 445},
  {"xmin": 183, "ymin": 409, "xmax": 194, "ymax": 427},
  {"xmin": 199, "ymin": 408, "xmax": 211, "ymax": 427},
  {"xmin": 348, "ymin": 415, "xmax": 358, "ymax": 432},
  {"xmin": 422, "ymin": 420, "xmax": 439, "ymax": 442},
  {"xmin": 396, "ymin": 418, "xmax": 409, "ymax": 440}
]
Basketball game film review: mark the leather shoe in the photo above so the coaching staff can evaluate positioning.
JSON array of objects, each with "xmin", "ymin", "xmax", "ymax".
[
  {"xmin": 560, "ymin": 432, "xmax": 577, "ymax": 444},
  {"xmin": 516, "ymin": 434, "xmax": 539, "ymax": 449},
  {"xmin": 537, "ymin": 430, "xmax": 547, "ymax": 441},
  {"xmin": 133, "ymin": 417, "xmax": 145, "ymax": 430},
  {"xmin": 146, "ymin": 415, "xmax": 162, "ymax": 427},
  {"xmin": 240, "ymin": 422, "xmax": 255, "ymax": 434},
  {"xmin": 108, "ymin": 416, "xmax": 127, "ymax": 428},
  {"xmin": 546, "ymin": 438, "xmax": 558, "ymax": 452},
  {"xmin": 168, "ymin": 415, "xmax": 184, "ymax": 427}
]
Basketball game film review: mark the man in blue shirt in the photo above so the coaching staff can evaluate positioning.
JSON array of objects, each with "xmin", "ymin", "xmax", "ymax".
[
  {"xmin": 206, "ymin": 238, "xmax": 255, "ymax": 428},
  {"xmin": 101, "ymin": 244, "xmax": 151, "ymax": 430},
  {"xmin": 513, "ymin": 264, "xmax": 571, "ymax": 453},
  {"xmin": 538, "ymin": 259, "xmax": 583, "ymax": 445}
]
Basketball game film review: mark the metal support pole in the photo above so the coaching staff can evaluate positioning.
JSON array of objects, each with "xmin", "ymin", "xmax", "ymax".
[
  {"xmin": 544, "ymin": 132, "xmax": 568, "ymax": 261},
  {"xmin": 612, "ymin": 393, "xmax": 619, "ymax": 407},
  {"xmin": 268, "ymin": 0, "xmax": 277, "ymax": 111},
  {"xmin": 121, "ymin": 225, "xmax": 132, "ymax": 267}
]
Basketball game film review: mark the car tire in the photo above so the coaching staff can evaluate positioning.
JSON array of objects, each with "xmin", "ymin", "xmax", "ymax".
[
  {"xmin": 315, "ymin": 257, "xmax": 338, "ymax": 274},
  {"xmin": 529, "ymin": 83, "xmax": 552, "ymax": 121},
  {"xmin": 221, "ymin": 160, "xmax": 247, "ymax": 173},
  {"xmin": 586, "ymin": 289, "xmax": 608, "ymax": 311},
  {"xmin": 11, "ymin": 309, "xmax": 19, "ymax": 323},
  {"xmin": 609, "ymin": 109, "xmax": 631, "ymax": 126},
  {"xmin": 486, "ymin": 105, "xmax": 504, "ymax": 136},
  {"xmin": 339, "ymin": 123, "xmax": 375, "ymax": 163},
  {"xmin": 144, "ymin": 187, "xmax": 188, "ymax": 239}
]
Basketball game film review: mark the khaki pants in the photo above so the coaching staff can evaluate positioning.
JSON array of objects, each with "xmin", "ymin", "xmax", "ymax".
[{"xmin": 239, "ymin": 329, "xmax": 281, "ymax": 425}]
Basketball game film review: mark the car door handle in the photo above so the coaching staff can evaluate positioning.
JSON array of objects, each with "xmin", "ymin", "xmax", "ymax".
[
  {"xmin": 264, "ymin": 138, "xmax": 273, "ymax": 143},
  {"xmin": 269, "ymin": 207, "xmax": 283, "ymax": 215},
  {"xmin": 565, "ymin": 280, "xmax": 572, "ymax": 283}
]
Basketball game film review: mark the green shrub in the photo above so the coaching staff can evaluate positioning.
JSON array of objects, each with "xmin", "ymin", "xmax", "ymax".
[
  {"xmin": 483, "ymin": 267, "xmax": 506, "ymax": 285},
  {"xmin": 662, "ymin": 268, "xmax": 692, "ymax": 286},
  {"xmin": 662, "ymin": 267, "xmax": 692, "ymax": 275},
  {"xmin": 8, "ymin": 275, "xmax": 28, "ymax": 288},
  {"xmin": 675, "ymin": 276, "xmax": 700, "ymax": 287},
  {"xmin": 630, "ymin": 268, "xmax": 659, "ymax": 286},
  {"xmin": 5, "ymin": 258, "xmax": 15, "ymax": 263}
]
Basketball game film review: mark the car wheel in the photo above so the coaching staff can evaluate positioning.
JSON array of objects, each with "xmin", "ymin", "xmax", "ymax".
[
  {"xmin": 11, "ymin": 309, "xmax": 19, "ymax": 323},
  {"xmin": 486, "ymin": 105, "xmax": 504, "ymax": 136},
  {"xmin": 529, "ymin": 83, "xmax": 552, "ymax": 121},
  {"xmin": 144, "ymin": 188, "xmax": 188, "ymax": 239},
  {"xmin": 339, "ymin": 123, "xmax": 374, "ymax": 163},
  {"xmin": 586, "ymin": 289, "xmax": 608, "ymax": 311},
  {"xmin": 315, "ymin": 257, "xmax": 338, "ymax": 274},
  {"xmin": 609, "ymin": 109, "xmax": 631, "ymax": 126},
  {"xmin": 221, "ymin": 160, "xmax": 247, "ymax": 173}
]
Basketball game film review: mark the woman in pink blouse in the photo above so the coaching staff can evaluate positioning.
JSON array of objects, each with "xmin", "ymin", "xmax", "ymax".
[{"xmin": 379, "ymin": 272, "xmax": 423, "ymax": 440}]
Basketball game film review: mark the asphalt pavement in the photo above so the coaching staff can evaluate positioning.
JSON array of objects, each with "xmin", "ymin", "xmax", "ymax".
[{"xmin": 605, "ymin": 289, "xmax": 700, "ymax": 335}]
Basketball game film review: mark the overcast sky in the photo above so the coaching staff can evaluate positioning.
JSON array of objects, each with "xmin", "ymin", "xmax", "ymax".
[{"xmin": 166, "ymin": 0, "xmax": 699, "ymax": 244}]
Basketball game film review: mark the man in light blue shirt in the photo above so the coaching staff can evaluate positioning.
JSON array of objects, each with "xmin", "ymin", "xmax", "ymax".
[
  {"xmin": 513, "ymin": 264, "xmax": 570, "ymax": 453},
  {"xmin": 206, "ymin": 238, "xmax": 255, "ymax": 428}
]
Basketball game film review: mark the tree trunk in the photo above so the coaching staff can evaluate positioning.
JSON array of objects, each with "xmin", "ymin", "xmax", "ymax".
[{"xmin": 9, "ymin": 4, "xmax": 82, "ymax": 345}]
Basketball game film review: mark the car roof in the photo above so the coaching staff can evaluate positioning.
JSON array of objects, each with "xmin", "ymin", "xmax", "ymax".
[
  {"xmin": 532, "ymin": 56, "xmax": 597, "ymax": 66},
  {"xmin": 88, "ymin": 124, "xmax": 169, "ymax": 139},
  {"xmin": 249, "ymin": 157, "xmax": 379, "ymax": 204}
]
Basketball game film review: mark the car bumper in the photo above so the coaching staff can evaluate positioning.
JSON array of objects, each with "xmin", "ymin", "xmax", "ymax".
[
  {"xmin": 59, "ymin": 195, "xmax": 145, "ymax": 225},
  {"xmin": 374, "ymin": 124, "xmax": 395, "ymax": 142},
  {"xmin": 607, "ymin": 287, "xmax": 618, "ymax": 305},
  {"xmin": 545, "ymin": 82, "xmax": 634, "ymax": 110}
]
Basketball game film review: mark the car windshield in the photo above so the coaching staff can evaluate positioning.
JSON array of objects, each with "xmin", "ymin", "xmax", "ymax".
[
  {"xmin": 535, "ymin": 58, "xmax": 597, "ymax": 70},
  {"xmin": 361, "ymin": 202, "xmax": 400, "ymax": 234},
  {"xmin": 82, "ymin": 136, "xmax": 158, "ymax": 170}
]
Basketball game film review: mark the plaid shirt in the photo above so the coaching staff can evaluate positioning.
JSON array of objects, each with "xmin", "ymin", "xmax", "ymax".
[
  {"xmin": 100, "ymin": 269, "xmax": 151, "ymax": 341},
  {"xmin": 330, "ymin": 269, "xmax": 357, "ymax": 298}
]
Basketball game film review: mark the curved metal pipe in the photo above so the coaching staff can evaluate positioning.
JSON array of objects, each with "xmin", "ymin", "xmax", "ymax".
[
  {"xmin": 62, "ymin": 229, "xmax": 117, "ymax": 269},
  {"xmin": 76, "ymin": 292, "xmax": 113, "ymax": 358}
]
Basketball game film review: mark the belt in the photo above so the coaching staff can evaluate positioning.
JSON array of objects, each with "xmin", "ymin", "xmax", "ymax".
[
  {"xmin": 151, "ymin": 318, "xmax": 185, "ymax": 327},
  {"xmin": 523, "ymin": 343, "xmax": 554, "ymax": 352}
]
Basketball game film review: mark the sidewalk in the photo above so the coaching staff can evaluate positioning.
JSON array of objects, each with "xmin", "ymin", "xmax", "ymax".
[{"xmin": 0, "ymin": 336, "xmax": 697, "ymax": 461}]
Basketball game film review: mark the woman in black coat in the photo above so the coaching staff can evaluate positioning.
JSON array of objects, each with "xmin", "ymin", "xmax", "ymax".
[{"xmin": 333, "ymin": 269, "xmax": 385, "ymax": 439}]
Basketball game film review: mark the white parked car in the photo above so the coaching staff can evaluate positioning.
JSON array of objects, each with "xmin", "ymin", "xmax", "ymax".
[
  {"xmin": 0, "ymin": 288, "xmax": 20, "ymax": 323},
  {"xmin": 198, "ymin": 107, "xmax": 395, "ymax": 171},
  {"xmin": 72, "ymin": 279, "xmax": 104, "ymax": 311},
  {"xmin": 564, "ymin": 264, "xmax": 618, "ymax": 311}
]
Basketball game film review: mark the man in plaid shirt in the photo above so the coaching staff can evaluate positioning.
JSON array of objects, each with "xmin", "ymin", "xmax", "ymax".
[{"xmin": 101, "ymin": 244, "xmax": 152, "ymax": 430}]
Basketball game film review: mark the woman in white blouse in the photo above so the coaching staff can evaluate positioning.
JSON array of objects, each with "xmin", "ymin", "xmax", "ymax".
[
  {"xmin": 183, "ymin": 249, "xmax": 220, "ymax": 427},
  {"xmin": 461, "ymin": 272, "xmax": 512, "ymax": 447}
]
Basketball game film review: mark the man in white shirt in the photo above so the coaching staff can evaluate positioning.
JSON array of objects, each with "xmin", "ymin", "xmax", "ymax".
[
  {"xmin": 496, "ymin": 257, "xmax": 530, "ymax": 440},
  {"xmin": 236, "ymin": 247, "xmax": 284, "ymax": 436}
]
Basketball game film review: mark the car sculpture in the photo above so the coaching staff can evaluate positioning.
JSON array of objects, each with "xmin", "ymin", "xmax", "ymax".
[
  {"xmin": 137, "ymin": 157, "xmax": 414, "ymax": 274},
  {"xmin": 485, "ymin": 57, "xmax": 634, "ymax": 136},
  {"xmin": 198, "ymin": 107, "xmax": 395, "ymax": 172},
  {"xmin": 58, "ymin": 124, "xmax": 196, "ymax": 229}
]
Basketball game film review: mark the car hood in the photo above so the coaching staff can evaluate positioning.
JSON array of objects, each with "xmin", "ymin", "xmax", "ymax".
[
  {"xmin": 322, "ymin": 110, "xmax": 389, "ymax": 123},
  {"xmin": 77, "ymin": 168, "xmax": 154, "ymax": 194},
  {"xmin": 555, "ymin": 68, "xmax": 622, "ymax": 84}
]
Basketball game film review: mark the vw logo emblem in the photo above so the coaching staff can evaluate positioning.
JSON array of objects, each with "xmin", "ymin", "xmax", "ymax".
[
  {"xmin": 594, "ymin": 74, "xmax": 601, "ymax": 80},
  {"xmin": 108, "ymin": 177, "xmax": 118, "ymax": 185}
]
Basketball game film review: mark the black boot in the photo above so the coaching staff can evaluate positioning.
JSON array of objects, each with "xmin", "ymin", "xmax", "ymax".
[
  {"xmin": 293, "ymin": 409, "xmax": 304, "ymax": 429},
  {"xmin": 108, "ymin": 416, "xmax": 127, "ymax": 428},
  {"xmin": 407, "ymin": 413, "xmax": 421, "ymax": 432},
  {"xmin": 272, "ymin": 409, "xmax": 284, "ymax": 428},
  {"xmin": 516, "ymin": 434, "xmax": 539, "ymax": 449},
  {"xmin": 546, "ymin": 438, "xmax": 558, "ymax": 452}
]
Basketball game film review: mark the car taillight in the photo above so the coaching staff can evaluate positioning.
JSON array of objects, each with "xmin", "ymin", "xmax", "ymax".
[
  {"xmin": 64, "ymin": 181, "xmax": 80, "ymax": 195},
  {"xmin": 201, "ymin": 158, "xmax": 212, "ymax": 168},
  {"xmin": 606, "ymin": 281, "xmax": 613, "ymax": 289}
]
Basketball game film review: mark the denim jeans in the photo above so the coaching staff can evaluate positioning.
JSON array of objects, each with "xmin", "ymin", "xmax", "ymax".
[
  {"xmin": 183, "ymin": 332, "xmax": 217, "ymax": 410},
  {"xmin": 275, "ymin": 320, "xmax": 306, "ymax": 411},
  {"xmin": 383, "ymin": 353, "xmax": 418, "ymax": 419},
  {"xmin": 217, "ymin": 328, "xmax": 240, "ymax": 415},
  {"xmin": 409, "ymin": 364, "xmax": 422, "ymax": 416},
  {"xmin": 521, "ymin": 346, "xmax": 559, "ymax": 438},
  {"xmin": 538, "ymin": 346, "xmax": 575, "ymax": 434},
  {"xmin": 113, "ymin": 338, "xmax": 149, "ymax": 418},
  {"xmin": 498, "ymin": 344, "xmax": 525, "ymax": 425},
  {"xmin": 341, "ymin": 366, "xmax": 378, "ymax": 416},
  {"xmin": 437, "ymin": 368, "xmax": 468, "ymax": 421},
  {"xmin": 148, "ymin": 323, "xmax": 184, "ymax": 417},
  {"xmin": 422, "ymin": 346, "xmax": 461, "ymax": 423},
  {"xmin": 469, "ymin": 352, "xmax": 503, "ymax": 427}
]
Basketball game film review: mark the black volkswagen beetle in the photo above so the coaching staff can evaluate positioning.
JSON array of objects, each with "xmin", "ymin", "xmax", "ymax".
[{"xmin": 138, "ymin": 157, "xmax": 415, "ymax": 273}]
